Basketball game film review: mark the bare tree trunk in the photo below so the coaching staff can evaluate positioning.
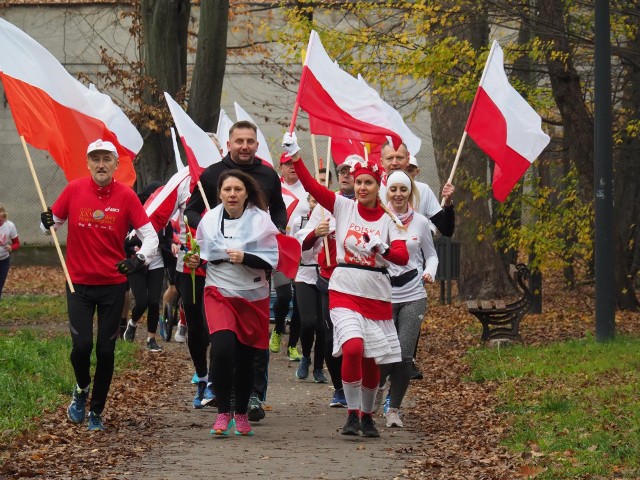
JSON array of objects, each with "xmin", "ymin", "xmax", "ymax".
[
  {"xmin": 536, "ymin": 0, "xmax": 594, "ymax": 203},
  {"xmin": 187, "ymin": 0, "xmax": 229, "ymax": 131},
  {"xmin": 136, "ymin": 0, "xmax": 190, "ymax": 189},
  {"xmin": 612, "ymin": 7, "xmax": 640, "ymax": 310},
  {"xmin": 431, "ymin": 4, "xmax": 514, "ymax": 299}
]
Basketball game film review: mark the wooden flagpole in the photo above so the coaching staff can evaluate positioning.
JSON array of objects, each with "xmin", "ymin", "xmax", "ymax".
[{"xmin": 20, "ymin": 136, "xmax": 75, "ymax": 293}]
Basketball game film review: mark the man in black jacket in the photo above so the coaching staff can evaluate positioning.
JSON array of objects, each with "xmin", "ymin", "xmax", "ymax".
[{"xmin": 185, "ymin": 120, "xmax": 286, "ymax": 422}]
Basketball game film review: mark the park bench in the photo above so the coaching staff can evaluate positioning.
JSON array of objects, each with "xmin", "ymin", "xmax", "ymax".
[{"xmin": 466, "ymin": 263, "xmax": 533, "ymax": 341}]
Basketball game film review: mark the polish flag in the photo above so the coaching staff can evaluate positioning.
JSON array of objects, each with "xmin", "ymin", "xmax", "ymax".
[
  {"xmin": 216, "ymin": 108, "xmax": 234, "ymax": 157},
  {"xmin": 465, "ymin": 41, "xmax": 550, "ymax": 201},
  {"xmin": 0, "ymin": 18, "xmax": 142, "ymax": 187},
  {"xmin": 330, "ymin": 137, "xmax": 382, "ymax": 167},
  {"xmin": 281, "ymin": 186, "xmax": 300, "ymax": 222},
  {"xmin": 294, "ymin": 31, "xmax": 403, "ymax": 148},
  {"xmin": 144, "ymin": 166, "xmax": 190, "ymax": 232},
  {"xmin": 356, "ymin": 74, "xmax": 421, "ymax": 157},
  {"xmin": 165, "ymin": 92, "xmax": 222, "ymax": 191},
  {"xmin": 234, "ymin": 102, "xmax": 274, "ymax": 167}
]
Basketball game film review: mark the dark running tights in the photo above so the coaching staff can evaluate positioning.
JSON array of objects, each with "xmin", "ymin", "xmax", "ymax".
[
  {"xmin": 294, "ymin": 282, "xmax": 325, "ymax": 369},
  {"xmin": 175, "ymin": 272, "xmax": 208, "ymax": 378},
  {"xmin": 273, "ymin": 283, "xmax": 301, "ymax": 348},
  {"xmin": 67, "ymin": 282, "xmax": 127, "ymax": 415},
  {"xmin": 209, "ymin": 330, "xmax": 257, "ymax": 414},
  {"xmin": 128, "ymin": 267, "xmax": 164, "ymax": 334}
]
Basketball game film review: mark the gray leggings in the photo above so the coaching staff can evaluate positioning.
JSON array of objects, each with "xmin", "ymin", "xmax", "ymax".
[{"xmin": 379, "ymin": 298, "xmax": 427, "ymax": 409}]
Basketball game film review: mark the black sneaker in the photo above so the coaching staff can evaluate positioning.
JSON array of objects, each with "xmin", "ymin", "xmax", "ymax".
[
  {"xmin": 123, "ymin": 321, "xmax": 137, "ymax": 342},
  {"xmin": 409, "ymin": 361, "xmax": 423, "ymax": 380},
  {"xmin": 247, "ymin": 394, "xmax": 265, "ymax": 421},
  {"xmin": 146, "ymin": 338, "xmax": 163, "ymax": 352},
  {"xmin": 360, "ymin": 414, "xmax": 380, "ymax": 438},
  {"xmin": 341, "ymin": 411, "xmax": 361, "ymax": 436}
]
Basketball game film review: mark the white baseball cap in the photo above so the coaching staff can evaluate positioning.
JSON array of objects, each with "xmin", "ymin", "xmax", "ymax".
[
  {"xmin": 409, "ymin": 155, "xmax": 419, "ymax": 167},
  {"xmin": 337, "ymin": 154, "xmax": 364, "ymax": 172},
  {"xmin": 87, "ymin": 139, "xmax": 119, "ymax": 158}
]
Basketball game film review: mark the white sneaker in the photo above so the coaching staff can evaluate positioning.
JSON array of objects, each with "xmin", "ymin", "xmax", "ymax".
[
  {"xmin": 385, "ymin": 408, "xmax": 403, "ymax": 428},
  {"xmin": 174, "ymin": 324, "xmax": 187, "ymax": 343}
]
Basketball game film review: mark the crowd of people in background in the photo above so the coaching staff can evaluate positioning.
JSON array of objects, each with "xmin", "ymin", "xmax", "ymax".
[{"xmin": 0, "ymin": 120, "xmax": 457, "ymax": 438}]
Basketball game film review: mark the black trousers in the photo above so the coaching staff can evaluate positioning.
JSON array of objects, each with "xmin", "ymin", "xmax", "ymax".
[
  {"xmin": 175, "ymin": 272, "xmax": 208, "ymax": 378},
  {"xmin": 129, "ymin": 267, "xmax": 164, "ymax": 334},
  {"xmin": 210, "ymin": 330, "xmax": 257, "ymax": 414},
  {"xmin": 295, "ymin": 282, "xmax": 325, "ymax": 370},
  {"xmin": 319, "ymin": 285, "xmax": 342, "ymax": 390},
  {"xmin": 67, "ymin": 282, "xmax": 127, "ymax": 415}
]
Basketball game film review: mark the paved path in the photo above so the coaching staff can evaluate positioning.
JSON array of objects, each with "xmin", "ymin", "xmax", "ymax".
[{"xmin": 127, "ymin": 339, "xmax": 423, "ymax": 480}]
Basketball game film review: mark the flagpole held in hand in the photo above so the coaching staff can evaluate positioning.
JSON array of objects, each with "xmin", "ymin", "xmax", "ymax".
[
  {"xmin": 322, "ymin": 137, "xmax": 332, "ymax": 266},
  {"xmin": 441, "ymin": 131, "xmax": 467, "ymax": 207},
  {"xmin": 20, "ymin": 136, "xmax": 75, "ymax": 293}
]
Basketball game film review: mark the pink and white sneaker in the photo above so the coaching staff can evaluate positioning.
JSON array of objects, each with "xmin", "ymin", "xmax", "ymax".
[
  {"xmin": 210, "ymin": 413, "xmax": 234, "ymax": 436},
  {"xmin": 234, "ymin": 414, "xmax": 254, "ymax": 436}
]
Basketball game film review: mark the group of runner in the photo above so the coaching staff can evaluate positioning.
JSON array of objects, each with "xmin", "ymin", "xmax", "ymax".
[{"xmin": 40, "ymin": 121, "xmax": 454, "ymax": 437}]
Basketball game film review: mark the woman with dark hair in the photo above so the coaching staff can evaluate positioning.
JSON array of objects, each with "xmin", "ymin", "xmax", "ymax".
[
  {"xmin": 185, "ymin": 170, "xmax": 278, "ymax": 436},
  {"xmin": 123, "ymin": 181, "xmax": 169, "ymax": 352},
  {"xmin": 282, "ymin": 132, "xmax": 409, "ymax": 438}
]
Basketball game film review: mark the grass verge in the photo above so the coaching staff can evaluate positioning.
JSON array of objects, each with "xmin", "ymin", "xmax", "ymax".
[
  {"xmin": 0, "ymin": 329, "xmax": 137, "ymax": 444},
  {"xmin": 466, "ymin": 335, "xmax": 640, "ymax": 479},
  {"xmin": 0, "ymin": 295, "xmax": 67, "ymax": 325}
]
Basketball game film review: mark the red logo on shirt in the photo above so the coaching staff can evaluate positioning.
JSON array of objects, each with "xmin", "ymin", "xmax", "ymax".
[{"xmin": 343, "ymin": 229, "xmax": 375, "ymax": 267}]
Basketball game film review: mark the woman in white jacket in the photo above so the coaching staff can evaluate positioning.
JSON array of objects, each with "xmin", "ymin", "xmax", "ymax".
[
  {"xmin": 378, "ymin": 170, "xmax": 438, "ymax": 428},
  {"xmin": 186, "ymin": 170, "xmax": 279, "ymax": 437}
]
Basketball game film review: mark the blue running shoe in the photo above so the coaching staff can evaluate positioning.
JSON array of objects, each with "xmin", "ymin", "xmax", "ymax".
[
  {"xmin": 329, "ymin": 388, "xmax": 347, "ymax": 408},
  {"xmin": 87, "ymin": 411, "xmax": 106, "ymax": 431},
  {"xmin": 383, "ymin": 394, "xmax": 391, "ymax": 415},
  {"xmin": 296, "ymin": 356, "xmax": 311, "ymax": 379},
  {"xmin": 67, "ymin": 385, "xmax": 89, "ymax": 423},
  {"xmin": 191, "ymin": 372, "xmax": 199, "ymax": 384},
  {"xmin": 193, "ymin": 381, "xmax": 208, "ymax": 409},
  {"xmin": 202, "ymin": 384, "xmax": 216, "ymax": 407}
]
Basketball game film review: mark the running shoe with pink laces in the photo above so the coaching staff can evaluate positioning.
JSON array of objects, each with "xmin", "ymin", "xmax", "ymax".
[
  {"xmin": 210, "ymin": 413, "xmax": 234, "ymax": 436},
  {"xmin": 234, "ymin": 414, "xmax": 254, "ymax": 436}
]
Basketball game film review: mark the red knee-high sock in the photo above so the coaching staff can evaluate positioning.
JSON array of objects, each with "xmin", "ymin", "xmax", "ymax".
[{"xmin": 341, "ymin": 338, "xmax": 364, "ymax": 413}]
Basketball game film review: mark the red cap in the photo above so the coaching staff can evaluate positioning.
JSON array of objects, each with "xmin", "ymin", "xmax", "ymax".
[{"xmin": 280, "ymin": 152, "xmax": 293, "ymax": 164}]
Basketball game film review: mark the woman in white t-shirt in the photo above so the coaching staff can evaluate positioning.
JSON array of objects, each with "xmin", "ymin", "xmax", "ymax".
[
  {"xmin": 284, "ymin": 133, "xmax": 409, "ymax": 438},
  {"xmin": 186, "ymin": 170, "xmax": 279, "ymax": 437},
  {"xmin": 376, "ymin": 171, "xmax": 438, "ymax": 428},
  {"xmin": 0, "ymin": 204, "xmax": 20, "ymax": 301}
]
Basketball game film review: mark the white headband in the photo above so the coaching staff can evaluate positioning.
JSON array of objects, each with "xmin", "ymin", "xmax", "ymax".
[{"xmin": 386, "ymin": 170, "xmax": 412, "ymax": 190}]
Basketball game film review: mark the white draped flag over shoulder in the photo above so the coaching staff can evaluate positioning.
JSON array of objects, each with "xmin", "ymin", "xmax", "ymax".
[
  {"xmin": 234, "ymin": 102, "xmax": 274, "ymax": 167},
  {"xmin": 164, "ymin": 92, "xmax": 222, "ymax": 192},
  {"xmin": 461, "ymin": 40, "xmax": 550, "ymax": 201}
]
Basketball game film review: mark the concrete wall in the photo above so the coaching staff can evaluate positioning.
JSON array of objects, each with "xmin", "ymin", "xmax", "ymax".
[{"xmin": 0, "ymin": 4, "xmax": 438, "ymax": 245}]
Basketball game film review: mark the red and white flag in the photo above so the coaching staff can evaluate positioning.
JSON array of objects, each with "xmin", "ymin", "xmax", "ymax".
[
  {"xmin": 295, "ymin": 31, "xmax": 403, "ymax": 148},
  {"xmin": 164, "ymin": 92, "xmax": 222, "ymax": 191},
  {"xmin": 0, "ymin": 18, "xmax": 142, "ymax": 187},
  {"xmin": 330, "ymin": 137, "xmax": 383, "ymax": 168},
  {"xmin": 465, "ymin": 41, "xmax": 550, "ymax": 201},
  {"xmin": 281, "ymin": 186, "xmax": 300, "ymax": 222},
  {"xmin": 234, "ymin": 102, "xmax": 274, "ymax": 167}
]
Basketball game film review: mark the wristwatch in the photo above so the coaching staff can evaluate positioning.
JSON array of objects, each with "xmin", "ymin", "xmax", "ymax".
[{"xmin": 135, "ymin": 253, "xmax": 146, "ymax": 264}]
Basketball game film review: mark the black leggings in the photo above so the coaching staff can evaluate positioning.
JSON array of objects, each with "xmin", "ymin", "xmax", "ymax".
[
  {"xmin": 129, "ymin": 267, "xmax": 164, "ymax": 334},
  {"xmin": 210, "ymin": 330, "xmax": 258, "ymax": 414},
  {"xmin": 175, "ymin": 272, "xmax": 208, "ymax": 378},
  {"xmin": 295, "ymin": 282, "xmax": 325, "ymax": 370},
  {"xmin": 273, "ymin": 283, "xmax": 301, "ymax": 348},
  {"xmin": 320, "ymin": 286, "xmax": 342, "ymax": 390},
  {"xmin": 67, "ymin": 282, "xmax": 127, "ymax": 415}
]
